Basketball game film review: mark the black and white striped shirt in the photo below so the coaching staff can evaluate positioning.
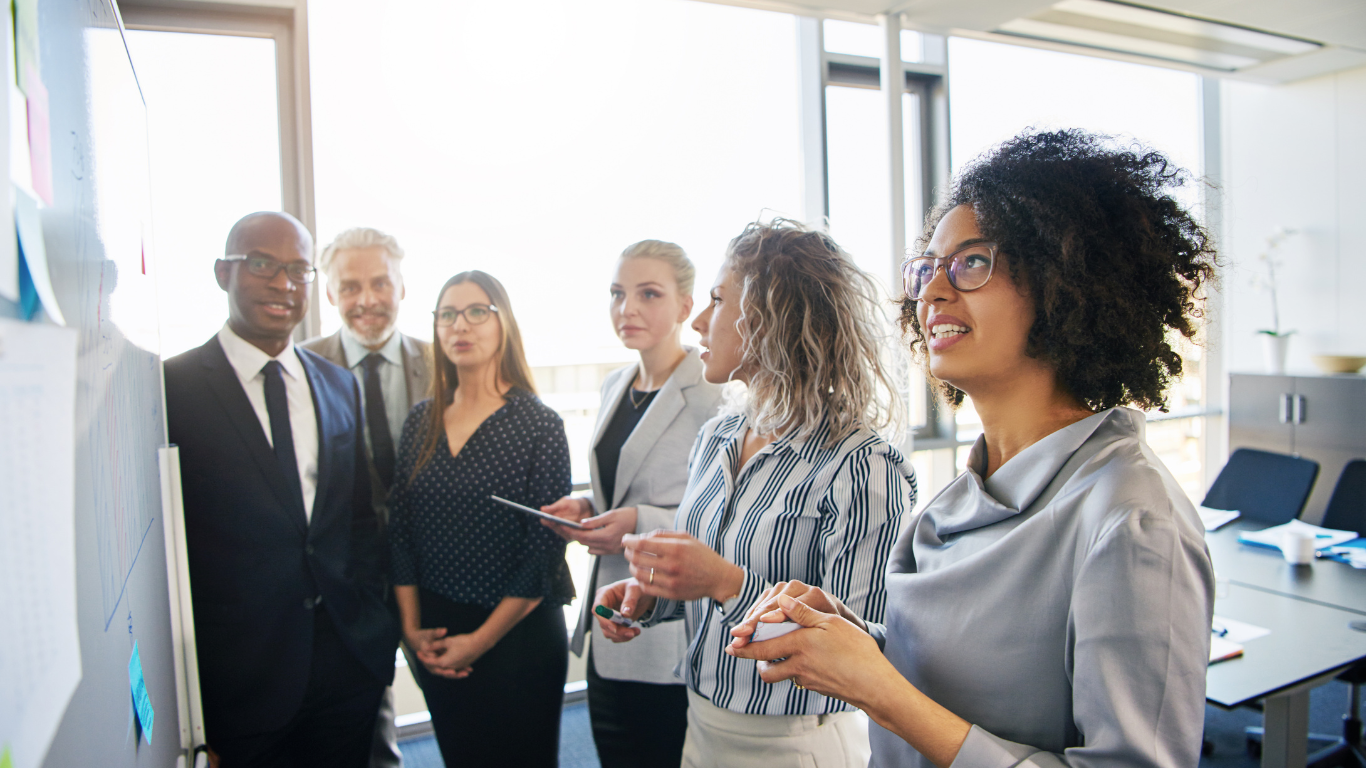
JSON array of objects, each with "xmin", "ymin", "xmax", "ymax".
[{"xmin": 644, "ymin": 411, "xmax": 917, "ymax": 716}]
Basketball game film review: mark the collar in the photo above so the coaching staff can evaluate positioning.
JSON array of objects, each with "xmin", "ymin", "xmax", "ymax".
[
  {"xmin": 340, "ymin": 327, "xmax": 404, "ymax": 369},
  {"xmin": 716, "ymin": 410, "xmax": 831, "ymax": 462},
  {"xmin": 926, "ymin": 408, "xmax": 1133, "ymax": 538},
  {"xmin": 218, "ymin": 323, "xmax": 306, "ymax": 382}
]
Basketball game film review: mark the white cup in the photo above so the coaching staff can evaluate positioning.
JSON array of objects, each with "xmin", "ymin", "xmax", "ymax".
[{"xmin": 1282, "ymin": 530, "xmax": 1316, "ymax": 565}]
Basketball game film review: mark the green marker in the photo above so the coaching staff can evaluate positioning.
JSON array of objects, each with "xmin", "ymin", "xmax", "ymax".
[{"xmin": 594, "ymin": 604, "xmax": 641, "ymax": 628}]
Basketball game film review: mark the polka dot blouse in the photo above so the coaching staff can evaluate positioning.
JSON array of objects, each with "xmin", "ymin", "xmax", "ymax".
[{"xmin": 388, "ymin": 388, "xmax": 575, "ymax": 609}]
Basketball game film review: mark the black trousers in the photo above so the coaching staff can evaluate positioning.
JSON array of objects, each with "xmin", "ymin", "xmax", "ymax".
[
  {"xmin": 414, "ymin": 589, "xmax": 568, "ymax": 767},
  {"xmin": 586, "ymin": 648, "xmax": 689, "ymax": 768},
  {"xmin": 212, "ymin": 608, "xmax": 385, "ymax": 768}
]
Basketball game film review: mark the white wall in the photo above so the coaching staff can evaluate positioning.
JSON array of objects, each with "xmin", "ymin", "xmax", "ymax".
[{"xmin": 1220, "ymin": 65, "xmax": 1366, "ymax": 374}]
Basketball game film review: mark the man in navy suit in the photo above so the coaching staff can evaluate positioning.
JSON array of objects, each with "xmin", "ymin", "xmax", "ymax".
[{"xmin": 164, "ymin": 212, "xmax": 399, "ymax": 767}]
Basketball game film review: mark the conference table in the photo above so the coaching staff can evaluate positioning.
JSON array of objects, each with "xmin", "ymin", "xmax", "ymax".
[{"xmin": 1205, "ymin": 521, "xmax": 1366, "ymax": 768}]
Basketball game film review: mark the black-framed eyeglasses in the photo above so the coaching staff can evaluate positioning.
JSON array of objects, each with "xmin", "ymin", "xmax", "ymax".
[
  {"xmin": 222, "ymin": 253, "xmax": 317, "ymax": 284},
  {"xmin": 901, "ymin": 242, "xmax": 998, "ymax": 300},
  {"xmin": 434, "ymin": 304, "xmax": 499, "ymax": 327}
]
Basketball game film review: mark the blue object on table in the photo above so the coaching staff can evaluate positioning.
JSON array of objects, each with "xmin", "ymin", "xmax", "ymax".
[{"xmin": 1203, "ymin": 448, "xmax": 1320, "ymax": 525}]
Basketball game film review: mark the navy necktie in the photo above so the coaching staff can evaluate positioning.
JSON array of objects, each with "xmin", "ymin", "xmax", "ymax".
[
  {"xmin": 362, "ymin": 353, "xmax": 396, "ymax": 490},
  {"xmin": 262, "ymin": 360, "xmax": 305, "ymax": 513}
]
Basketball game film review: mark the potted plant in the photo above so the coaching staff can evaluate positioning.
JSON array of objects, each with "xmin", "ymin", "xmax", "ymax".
[{"xmin": 1253, "ymin": 227, "xmax": 1296, "ymax": 374}]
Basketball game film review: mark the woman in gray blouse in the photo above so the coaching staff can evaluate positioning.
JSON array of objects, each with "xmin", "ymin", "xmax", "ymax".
[{"xmin": 728, "ymin": 130, "xmax": 1218, "ymax": 768}]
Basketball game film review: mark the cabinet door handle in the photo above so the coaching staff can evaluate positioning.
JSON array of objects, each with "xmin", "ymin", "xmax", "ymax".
[
  {"xmin": 1280, "ymin": 393, "xmax": 1292, "ymax": 424},
  {"xmin": 1294, "ymin": 394, "xmax": 1306, "ymax": 424}
]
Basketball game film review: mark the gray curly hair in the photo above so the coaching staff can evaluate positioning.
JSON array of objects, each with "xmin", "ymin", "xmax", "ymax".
[{"xmin": 724, "ymin": 219, "xmax": 902, "ymax": 447}]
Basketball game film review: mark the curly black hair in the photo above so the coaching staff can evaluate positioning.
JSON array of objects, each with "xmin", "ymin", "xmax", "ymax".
[{"xmin": 901, "ymin": 129, "xmax": 1217, "ymax": 412}]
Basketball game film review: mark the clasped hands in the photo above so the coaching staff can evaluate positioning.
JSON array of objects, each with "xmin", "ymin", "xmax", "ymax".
[
  {"xmin": 403, "ymin": 625, "xmax": 484, "ymax": 680},
  {"xmin": 723, "ymin": 580, "xmax": 892, "ymax": 709}
]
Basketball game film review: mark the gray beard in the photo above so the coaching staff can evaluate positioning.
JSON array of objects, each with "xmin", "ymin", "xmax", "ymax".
[{"xmin": 345, "ymin": 317, "xmax": 397, "ymax": 348}]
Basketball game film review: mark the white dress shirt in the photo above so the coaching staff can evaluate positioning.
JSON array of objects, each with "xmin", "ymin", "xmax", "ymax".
[{"xmin": 217, "ymin": 324, "xmax": 320, "ymax": 521}]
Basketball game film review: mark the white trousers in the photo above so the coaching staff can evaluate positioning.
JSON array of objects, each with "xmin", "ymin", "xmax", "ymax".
[{"xmin": 681, "ymin": 689, "xmax": 871, "ymax": 768}]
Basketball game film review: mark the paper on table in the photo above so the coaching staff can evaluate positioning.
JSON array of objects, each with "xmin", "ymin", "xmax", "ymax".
[
  {"xmin": 1238, "ymin": 519, "xmax": 1358, "ymax": 552},
  {"xmin": 13, "ymin": 185, "xmax": 62, "ymax": 325},
  {"xmin": 1210, "ymin": 635, "xmax": 1244, "ymax": 664},
  {"xmin": 0, "ymin": 319, "xmax": 82, "ymax": 768},
  {"xmin": 1212, "ymin": 615, "xmax": 1271, "ymax": 644},
  {"xmin": 1198, "ymin": 506, "xmax": 1241, "ymax": 532}
]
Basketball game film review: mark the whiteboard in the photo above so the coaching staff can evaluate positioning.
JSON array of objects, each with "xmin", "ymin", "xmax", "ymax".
[{"xmin": 1, "ymin": 0, "xmax": 183, "ymax": 765}]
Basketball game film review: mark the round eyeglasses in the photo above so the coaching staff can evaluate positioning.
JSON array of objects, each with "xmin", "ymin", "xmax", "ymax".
[
  {"xmin": 901, "ymin": 242, "xmax": 997, "ymax": 300},
  {"xmin": 222, "ymin": 253, "xmax": 317, "ymax": 284},
  {"xmin": 434, "ymin": 304, "xmax": 499, "ymax": 327}
]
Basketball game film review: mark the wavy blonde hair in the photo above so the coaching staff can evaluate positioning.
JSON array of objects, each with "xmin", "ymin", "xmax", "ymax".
[{"xmin": 724, "ymin": 219, "xmax": 902, "ymax": 447}]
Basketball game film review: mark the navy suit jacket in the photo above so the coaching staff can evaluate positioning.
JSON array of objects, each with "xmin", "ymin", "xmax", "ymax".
[{"xmin": 164, "ymin": 335, "xmax": 399, "ymax": 740}]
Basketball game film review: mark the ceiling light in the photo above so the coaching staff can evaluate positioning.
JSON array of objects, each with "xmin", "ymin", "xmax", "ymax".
[{"xmin": 996, "ymin": 0, "xmax": 1322, "ymax": 72}]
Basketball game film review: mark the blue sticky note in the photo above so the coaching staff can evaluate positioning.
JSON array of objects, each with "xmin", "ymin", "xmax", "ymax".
[{"xmin": 128, "ymin": 641, "xmax": 154, "ymax": 744}]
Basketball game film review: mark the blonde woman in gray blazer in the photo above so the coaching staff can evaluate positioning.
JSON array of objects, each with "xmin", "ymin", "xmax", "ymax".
[{"xmin": 542, "ymin": 240, "xmax": 722, "ymax": 768}]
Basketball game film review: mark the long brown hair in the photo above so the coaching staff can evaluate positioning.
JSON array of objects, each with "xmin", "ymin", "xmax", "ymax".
[{"xmin": 409, "ymin": 270, "xmax": 537, "ymax": 481}]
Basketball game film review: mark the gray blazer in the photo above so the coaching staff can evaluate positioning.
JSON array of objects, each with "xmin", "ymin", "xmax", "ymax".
[
  {"xmin": 572, "ymin": 347, "xmax": 723, "ymax": 684},
  {"xmin": 301, "ymin": 329, "xmax": 431, "ymax": 517}
]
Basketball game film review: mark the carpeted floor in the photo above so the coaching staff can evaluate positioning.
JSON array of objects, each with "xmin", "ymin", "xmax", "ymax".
[{"xmin": 398, "ymin": 682, "xmax": 1360, "ymax": 768}]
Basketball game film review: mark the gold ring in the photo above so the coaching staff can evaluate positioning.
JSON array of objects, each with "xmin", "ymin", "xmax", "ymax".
[
  {"xmin": 649, "ymin": 568, "xmax": 655, "ymax": 585},
  {"xmin": 794, "ymin": 682, "xmax": 805, "ymax": 690}
]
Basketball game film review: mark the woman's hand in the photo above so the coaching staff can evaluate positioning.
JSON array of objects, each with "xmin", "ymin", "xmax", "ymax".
[
  {"xmin": 727, "ymin": 595, "xmax": 972, "ymax": 768},
  {"xmin": 593, "ymin": 578, "xmax": 655, "ymax": 643},
  {"xmin": 728, "ymin": 580, "xmax": 865, "ymax": 649},
  {"xmin": 725, "ymin": 595, "xmax": 891, "ymax": 709},
  {"xmin": 415, "ymin": 632, "xmax": 484, "ymax": 679},
  {"xmin": 623, "ymin": 530, "xmax": 744, "ymax": 603},
  {"xmin": 540, "ymin": 496, "xmax": 594, "ymax": 541},
  {"xmin": 572, "ymin": 507, "xmax": 639, "ymax": 555}
]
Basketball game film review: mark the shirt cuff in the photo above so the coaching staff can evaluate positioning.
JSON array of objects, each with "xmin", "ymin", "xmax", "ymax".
[
  {"xmin": 949, "ymin": 725, "xmax": 1054, "ymax": 768},
  {"xmin": 639, "ymin": 596, "xmax": 683, "ymax": 627},
  {"xmin": 389, "ymin": 547, "xmax": 416, "ymax": 586},
  {"xmin": 866, "ymin": 622, "xmax": 888, "ymax": 653},
  {"xmin": 711, "ymin": 567, "xmax": 769, "ymax": 628}
]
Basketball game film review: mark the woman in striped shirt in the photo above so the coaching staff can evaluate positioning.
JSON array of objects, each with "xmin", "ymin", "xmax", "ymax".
[{"xmin": 593, "ymin": 220, "xmax": 918, "ymax": 768}]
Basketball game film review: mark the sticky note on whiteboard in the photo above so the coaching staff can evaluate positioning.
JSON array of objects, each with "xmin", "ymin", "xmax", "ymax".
[{"xmin": 128, "ymin": 642, "xmax": 154, "ymax": 744}]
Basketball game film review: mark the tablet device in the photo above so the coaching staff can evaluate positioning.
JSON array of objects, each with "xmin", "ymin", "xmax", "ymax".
[{"xmin": 490, "ymin": 495, "xmax": 588, "ymax": 530}]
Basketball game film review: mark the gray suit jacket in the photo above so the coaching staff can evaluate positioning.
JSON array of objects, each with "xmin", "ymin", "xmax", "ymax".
[
  {"xmin": 572, "ymin": 347, "xmax": 723, "ymax": 684},
  {"xmin": 301, "ymin": 329, "xmax": 431, "ymax": 518}
]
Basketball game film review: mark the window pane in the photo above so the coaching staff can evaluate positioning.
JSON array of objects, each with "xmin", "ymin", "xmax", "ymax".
[
  {"xmin": 827, "ymin": 87, "xmax": 927, "ymax": 431},
  {"xmin": 947, "ymin": 37, "xmax": 1200, "ymax": 202},
  {"xmin": 123, "ymin": 31, "xmax": 282, "ymax": 358},
  {"xmin": 823, "ymin": 19, "xmax": 922, "ymax": 62},
  {"xmin": 309, "ymin": 0, "xmax": 803, "ymax": 489},
  {"xmin": 945, "ymin": 37, "xmax": 1205, "ymax": 488}
]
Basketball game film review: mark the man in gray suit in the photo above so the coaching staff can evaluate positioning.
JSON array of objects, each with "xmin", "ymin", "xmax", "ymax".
[{"xmin": 303, "ymin": 227, "xmax": 430, "ymax": 768}]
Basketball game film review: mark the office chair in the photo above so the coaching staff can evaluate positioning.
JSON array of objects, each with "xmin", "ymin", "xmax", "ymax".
[
  {"xmin": 1307, "ymin": 459, "xmax": 1366, "ymax": 768},
  {"xmin": 1243, "ymin": 460, "xmax": 1366, "ymax": 767},
  {"xmin": 1203, "ymin": 448, "xmax": 1320, "ymax": 525}
]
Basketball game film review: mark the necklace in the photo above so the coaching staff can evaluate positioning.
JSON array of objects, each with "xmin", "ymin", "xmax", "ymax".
[{"xmin": 629, "ymin": 387, "xmax": 653, "ymax": 410}]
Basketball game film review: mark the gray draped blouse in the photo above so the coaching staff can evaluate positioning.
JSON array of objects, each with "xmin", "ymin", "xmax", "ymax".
[{"xmin": 868, "ymin": 408, "xmax": 1214, "ymax": 768}]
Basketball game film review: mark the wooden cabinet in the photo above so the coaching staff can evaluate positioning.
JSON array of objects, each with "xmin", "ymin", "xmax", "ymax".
[{"xmin": 1229, "ymin": 373, "xmax": 1366, "ymax": 524}]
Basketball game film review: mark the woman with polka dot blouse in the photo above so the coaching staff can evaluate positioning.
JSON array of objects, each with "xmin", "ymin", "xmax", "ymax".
[{"xmin": 389, "ymin": 270, "xmax": 573, "ymax": 767}]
